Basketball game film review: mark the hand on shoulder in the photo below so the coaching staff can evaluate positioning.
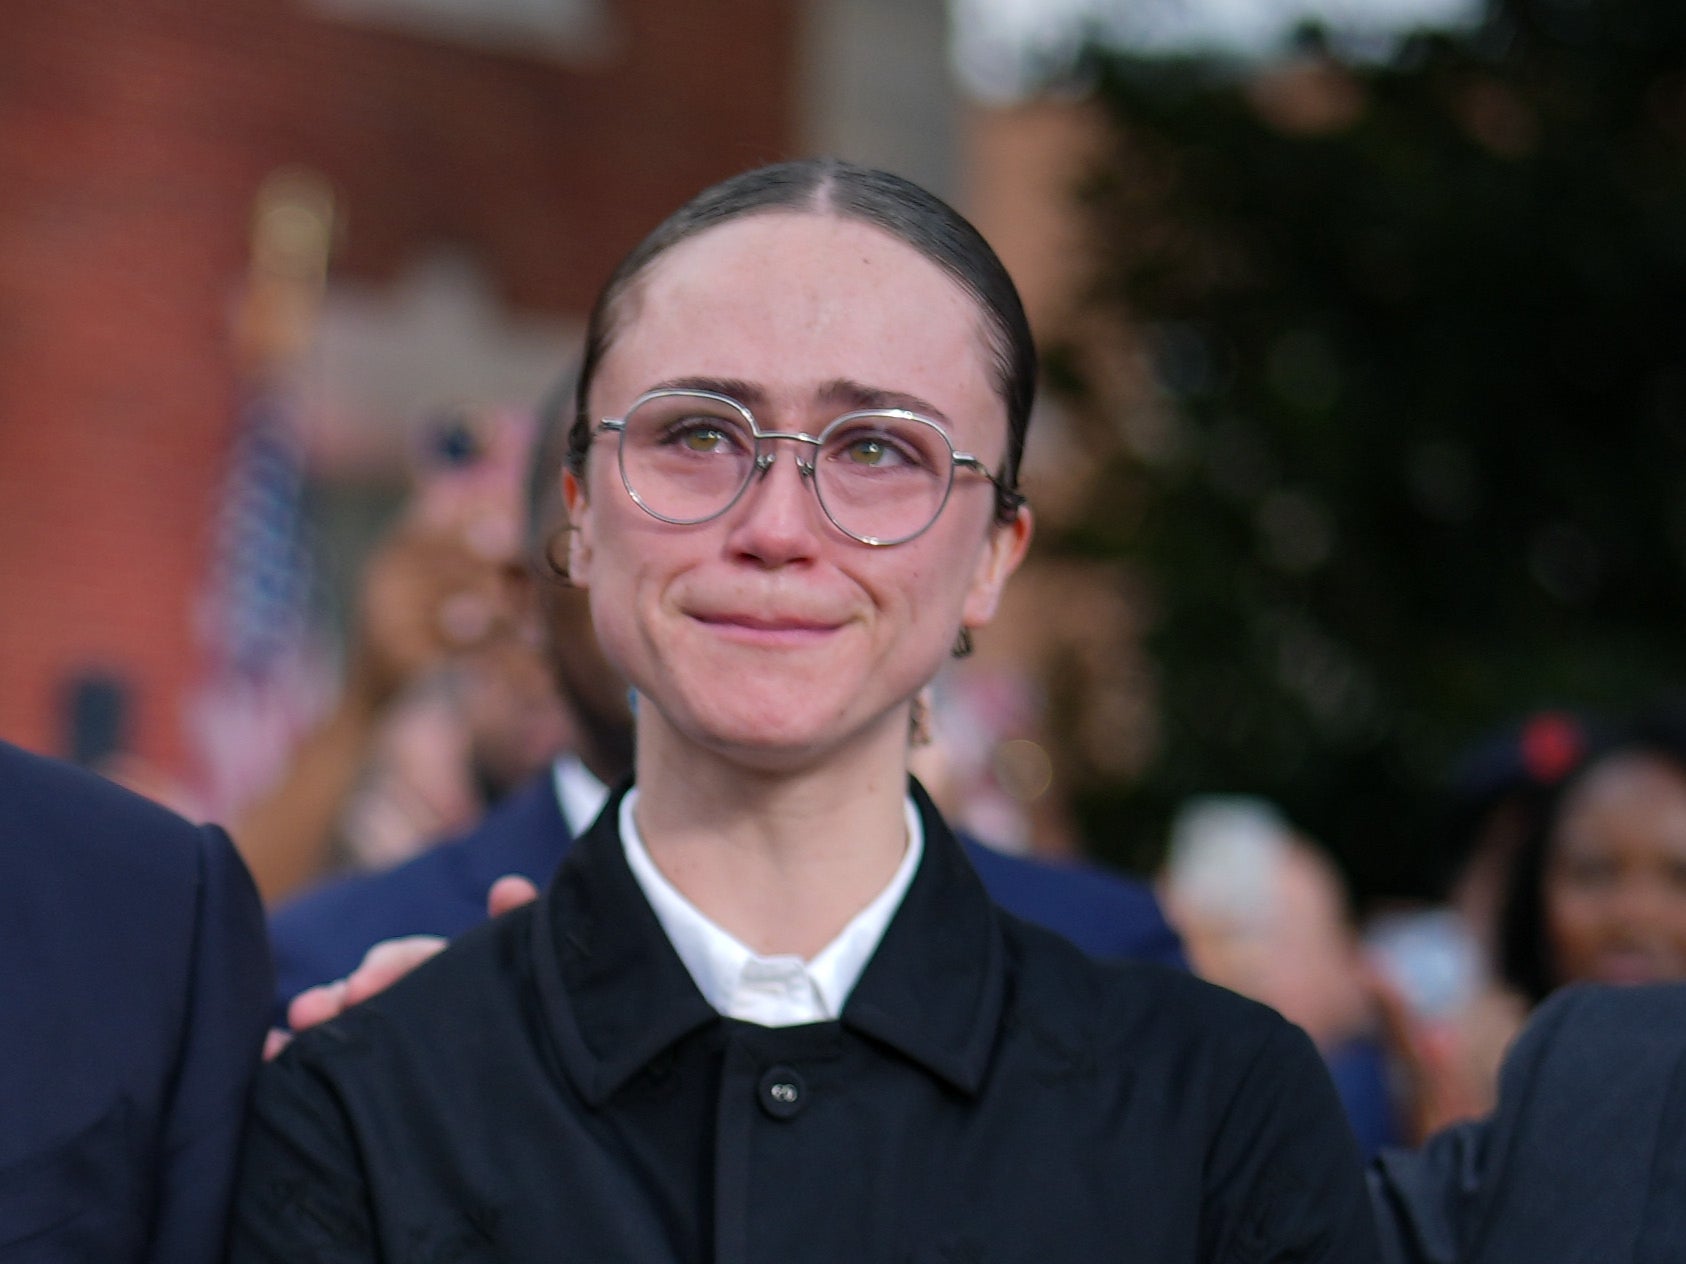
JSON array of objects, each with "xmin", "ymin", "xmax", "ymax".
[{"xmin": 265, "ymin": 874, "xmax": 540, "ymax": 1059}]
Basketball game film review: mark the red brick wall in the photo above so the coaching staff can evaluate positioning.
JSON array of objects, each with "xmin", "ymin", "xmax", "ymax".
[{"xmin": 0, "ymin": 0, "xmax": 798, "ymax": 780}]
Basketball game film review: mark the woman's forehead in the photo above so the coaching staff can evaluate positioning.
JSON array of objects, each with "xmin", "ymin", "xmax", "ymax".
[
  {"xmin": 644, "ymin": 208, "xmax": 951, "ymax": 280},
  {"xmin": 597, "ymin": 212, "xmax": 998, "ymax": 412}
]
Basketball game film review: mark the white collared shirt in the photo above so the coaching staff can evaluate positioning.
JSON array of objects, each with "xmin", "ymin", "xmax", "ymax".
[
  {"xmin": 550, "ymin": 755, "xmax": 610, "ymax": 836},
  {"xmin": 620, "ymin": 789, "xmax": 923, "ymax": 1027}
]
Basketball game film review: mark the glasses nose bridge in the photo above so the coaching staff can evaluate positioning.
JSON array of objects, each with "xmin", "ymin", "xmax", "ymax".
[{"xmin": 750, "ymin": 427, "xmax": 823, "ymax": 481}]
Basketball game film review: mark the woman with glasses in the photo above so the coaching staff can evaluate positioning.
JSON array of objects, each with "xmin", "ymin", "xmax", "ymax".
[{"xmin": 230, "ymin": 159, "xmax": 1376, "ymax": 1261}]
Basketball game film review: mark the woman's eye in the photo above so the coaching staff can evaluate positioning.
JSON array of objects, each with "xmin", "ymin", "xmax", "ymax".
[
  {"xmin": 845, "ymin": 436, "xmax": 893, "ymax": 466},
  {"xmin": 835, "ymin": 429, "xmax": 916, "ymax": 469},
  {"xmin": 670, "ymin": 420, "xmax": 737, "ymax": 454}
]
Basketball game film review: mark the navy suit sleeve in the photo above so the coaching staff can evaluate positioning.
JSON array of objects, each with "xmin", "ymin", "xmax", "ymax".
[
  {"xmin": 1369, "ymin": 983, "xmax": 1686, "ymax": 1264},
  {"xmin": 0, "ymin": 742, "xmax": 273, "ymax": 1264},
  {"xmin": 147, "ymin": 824, "xmax": 273, "ymax": 1264},
  {"xmin": 1365, "ymin": 988, "xmax": 1582, "ymax": 1264},
  {"xmin": 1368, "ymin": 990, "xmax": 1596, "ymax": 1264}
]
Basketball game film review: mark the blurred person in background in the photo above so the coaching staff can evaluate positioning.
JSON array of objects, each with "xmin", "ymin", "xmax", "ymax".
[
  {"xmin": 1375, "ymin": 702, "xmax": 1686, "ymax": 1166},
  {"xmin": 1440, "ymin": 712, "xmax": 1591, "ymax": 965},
  {"xmin": 1161, "ymin": 795, "xmax": 1402, "ymax": 1155},
  {"xmin": 1499, "ymin": 707, "xmax": 1686, "ymax": 1004},
  {"xmin": 264, "ymin": 378, "xmax": 632, "ymax": 1011},
  {"xmin": 270, "ymin": 365, "xmax": 1186, "ymax": 1019},
  {"xmin": 1367, "ymin": 711, "xmax": 1591, "ymax": 1141},
  {"xmin": 232, "ymin": 406, "xmax": 569, "ymax": 902}
]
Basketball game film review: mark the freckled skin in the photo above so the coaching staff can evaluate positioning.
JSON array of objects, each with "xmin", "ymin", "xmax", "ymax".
[{"xmin": 1544, "ymin": 750, "xmax": 1686, "ymax": 987}]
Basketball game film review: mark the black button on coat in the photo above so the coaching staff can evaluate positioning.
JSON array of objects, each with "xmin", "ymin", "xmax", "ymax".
[{"xmin": 231, "ymin": 780, "xmax": 1378, "ymax": 1262}]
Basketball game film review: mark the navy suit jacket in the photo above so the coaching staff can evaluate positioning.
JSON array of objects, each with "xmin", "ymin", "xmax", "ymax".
[
  {"xmin": 270, "ymin": 768, "xmax": 1185, "ymax": 1014},
  {"xmin": 0, "ymin": 739, "xmax": 271, "ymax": 1264},
  {"xmin": 1371, "ymin": 982, "xmax": 1686, "ymax": 1263}
]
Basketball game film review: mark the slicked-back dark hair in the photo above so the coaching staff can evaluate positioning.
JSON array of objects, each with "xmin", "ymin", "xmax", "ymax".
[{"xmin": 566, "ymin": 158, "xmax": 1035, "ymax": 523}]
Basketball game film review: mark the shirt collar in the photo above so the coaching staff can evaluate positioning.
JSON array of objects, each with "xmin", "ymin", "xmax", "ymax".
[
  {"xmin": 619, "ymin": 789, "xmax": 923, "ymax": 1024},
  {"xmin": 530, "ymin": 778, "xmax": 1007, "ymax": 1105},
  {"xmin": 550, "ymin": 754, "xmax": 610, "ymax": 836}
]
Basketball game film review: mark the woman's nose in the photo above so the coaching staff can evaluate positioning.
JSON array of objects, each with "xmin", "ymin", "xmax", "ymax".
[{"xmin": 726, "ymin": 442, "xmax": 826, "ymax": 562}]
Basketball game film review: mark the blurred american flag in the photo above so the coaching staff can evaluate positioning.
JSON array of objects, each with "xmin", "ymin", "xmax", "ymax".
[
  {"xmin": 187, "ymin": 388, "xmax": 331, "ymax": 818},
  {"xmin": 188, "ymin": 168, "xmax": 337, "ymax": 818}
]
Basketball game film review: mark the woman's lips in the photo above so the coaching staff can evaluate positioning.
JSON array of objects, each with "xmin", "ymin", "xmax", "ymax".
[{"xmin": 690, "ymin": 610, "xmax": 843, "ymax": 644}]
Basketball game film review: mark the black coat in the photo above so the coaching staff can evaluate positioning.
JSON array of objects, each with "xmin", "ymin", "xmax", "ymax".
[
  {"xmin": 0, "ymin": 740, "xmax": 271, "ymax": 1263},
  {"xmin": 231, "ymin": 780, "xmax": 1377, "ymax": 1262},
  {"xmin": 1371, "ymin": 982, "xmax": 1686, "ymax": 1264}
]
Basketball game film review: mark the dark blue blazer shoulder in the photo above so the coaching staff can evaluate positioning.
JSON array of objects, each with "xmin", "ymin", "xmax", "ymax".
[
  {"xmin": 268, "ymin": 773, "xmax": 570, "ymax": 1010},
  {"xmin": 956, "ymin": 828, "xmax": 1185, "ymax": 966},
  {"xmin": 0, "ymin": 739, "xmax": 271, "ymax": 1264}
]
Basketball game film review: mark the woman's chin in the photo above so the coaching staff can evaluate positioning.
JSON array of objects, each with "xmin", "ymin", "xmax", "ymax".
[{"xmin": 659, "ymin": 694, "xmax": 905, "ymax": 775}]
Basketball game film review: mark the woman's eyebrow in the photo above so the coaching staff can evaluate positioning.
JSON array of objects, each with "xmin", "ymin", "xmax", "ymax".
[
  {"xmin": 644, "ymin": 376, "xmax": 766, "ymax": 406},
  {"xmin": 637, "ymin": 376, "xmax": 950, "ymax": 424},
  {"xmin": 819, "ymin": 378, "xmax": 950, "ymax": 422}
]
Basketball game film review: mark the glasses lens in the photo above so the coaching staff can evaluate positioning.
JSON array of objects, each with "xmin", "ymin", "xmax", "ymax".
[
  {"xmin": 814, "ymin": 413, "xmax": 953, "ymax": 544},
  {"xmin": 618, "ymin": 393, "xmax": 757, "ymax": 523}
]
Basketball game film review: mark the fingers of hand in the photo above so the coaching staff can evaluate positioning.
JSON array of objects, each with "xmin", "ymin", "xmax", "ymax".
[
  {"xmin": 343, "ymin": 935, "xmax": 449, "ymax": 1007},
  {"xmin": 287, "ymin": 978, "xmax": 350, "ymax": 1033},
  {"xmin": 281, "ymin": 934, "xmax": 448, "ymax": 1036},
  {"xmin": 487, "ymin": 874, "xmax": 541, "ymax": 920}
]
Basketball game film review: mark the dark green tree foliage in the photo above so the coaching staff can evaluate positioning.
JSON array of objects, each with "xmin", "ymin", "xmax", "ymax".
[{"xmin": 1074, "ymin": 0, "xmax": 1686, "ymax": 896}]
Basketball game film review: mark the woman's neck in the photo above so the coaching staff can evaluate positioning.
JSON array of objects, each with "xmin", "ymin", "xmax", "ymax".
[{"xmin": 629, "ymin": 714, "xmax": 913, "ymax": 959}]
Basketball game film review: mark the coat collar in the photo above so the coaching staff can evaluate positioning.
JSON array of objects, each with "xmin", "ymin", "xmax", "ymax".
[{"xmin": 528, "ymin": 778, "xmax": 1008, "ymax": 1106}]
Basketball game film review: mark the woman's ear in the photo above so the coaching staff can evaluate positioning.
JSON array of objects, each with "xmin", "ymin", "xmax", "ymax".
[
  {"xmin": 961, "ymin": 504, "xmax": 1033, "ymax": 631},
  {"xmin": 562, "ymin": 468, "xmax": 594, "ymax": 587}
]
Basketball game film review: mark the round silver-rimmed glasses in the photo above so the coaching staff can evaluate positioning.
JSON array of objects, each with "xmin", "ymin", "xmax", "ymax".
[{"xmin": 595, "ymin": 388, "xmax": 1017, "ymax": 547}]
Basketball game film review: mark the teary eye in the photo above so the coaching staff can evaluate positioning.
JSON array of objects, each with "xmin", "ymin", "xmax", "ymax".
[
  {"xmin": 663, "ymin": 416, "xmax": 744, "ymax": 455},
  {"xmin": 844, "ymin": 435, "xmax": 894, "ymax": 466},
  {"xmin": 832, "ymin": 423, "xmax": 924, "ymax": 470},
  {"xmin": 681, "ymin": 424, "xmax": 728, "ymax": 453}
]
